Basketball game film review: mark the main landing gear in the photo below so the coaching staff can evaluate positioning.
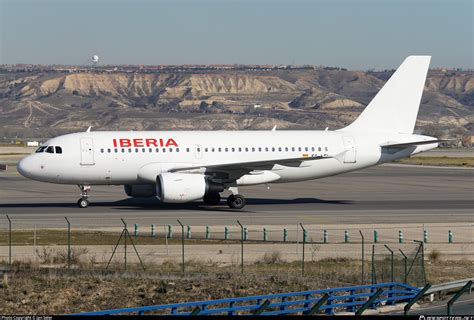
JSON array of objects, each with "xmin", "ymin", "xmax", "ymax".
[
  {"xmin": 227, "ymin": 194, "xmax": 246, "ymax": 209},
  {"xmin": 77, "ymin": 185, "xmax": 91, "ymax": 208}
]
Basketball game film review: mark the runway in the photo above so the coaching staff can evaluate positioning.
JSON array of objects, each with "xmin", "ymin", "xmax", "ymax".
[{"xmin": 1, "ymin": 164, "xmax": 473, "ymax": 228}]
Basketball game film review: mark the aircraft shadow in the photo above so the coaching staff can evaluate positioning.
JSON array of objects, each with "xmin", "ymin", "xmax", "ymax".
[{"xmin": 0, "ymin": 197, "xmax": 352, "ymax": 211}]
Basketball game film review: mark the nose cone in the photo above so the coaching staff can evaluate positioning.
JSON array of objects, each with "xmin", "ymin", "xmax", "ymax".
[{"xmin": 17, "ymin": 156, "xmax": 35, "ymax": 179}]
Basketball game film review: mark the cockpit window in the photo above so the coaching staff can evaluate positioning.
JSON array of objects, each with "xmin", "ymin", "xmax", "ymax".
[
  {"xmin": 55, "ymin": 146, "xmax": 62, "ymax": 154},
  {"xmin": 35, "ymin": 146, "xmax": 47, "ymax": 153},
  {"xmin": 46, "ymin": 146, "xmax": 54, "ymax": 153}
]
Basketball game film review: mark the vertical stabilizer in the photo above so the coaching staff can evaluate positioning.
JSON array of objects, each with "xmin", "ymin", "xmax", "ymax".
[{"xmin": 343, "ymin": 56, "xmax": 431, "ymax": 134}]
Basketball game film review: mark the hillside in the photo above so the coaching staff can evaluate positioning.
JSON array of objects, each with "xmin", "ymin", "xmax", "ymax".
[{"xmin": 0, "ymin": 69, "xmax": 472, "ymax": 138}]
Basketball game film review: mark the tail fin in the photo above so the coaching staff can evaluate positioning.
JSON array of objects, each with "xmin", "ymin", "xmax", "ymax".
[{"xmin": 343, "ymin": 56, "xmax": 431, "ymax": 134}]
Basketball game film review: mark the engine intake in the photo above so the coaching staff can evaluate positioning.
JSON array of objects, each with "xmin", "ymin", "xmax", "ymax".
[{"xmin": 156, "ymin": 173, "xmax": 223, "ymax": 203}]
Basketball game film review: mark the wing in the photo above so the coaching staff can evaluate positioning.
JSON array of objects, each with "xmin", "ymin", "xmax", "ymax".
[{"xmin": 170, "ymin": 155, "xmax": 331, "ymax": 182}]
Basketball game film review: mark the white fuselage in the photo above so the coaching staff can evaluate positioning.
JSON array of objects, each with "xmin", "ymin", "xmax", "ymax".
[{"xmin": 17, "ymin": 130, "xmax": 437, "ymax": 186}]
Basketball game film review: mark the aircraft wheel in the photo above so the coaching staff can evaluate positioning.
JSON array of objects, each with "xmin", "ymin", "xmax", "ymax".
[
  {"xmin": 203, "ymin": 193, "xmax": 221, "ymax": 205},
  {"xmin": 227, "ymin": 194, "xmax": 246, "ymax": 209},
  {"xmin": 77, "ymin": 198, "xmax": 89, "ymax": 208}
]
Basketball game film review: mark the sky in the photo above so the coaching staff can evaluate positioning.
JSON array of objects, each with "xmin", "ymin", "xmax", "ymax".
[{"xmin": 0, "ymin": 0, "xmax": 472, "ymax": 70}]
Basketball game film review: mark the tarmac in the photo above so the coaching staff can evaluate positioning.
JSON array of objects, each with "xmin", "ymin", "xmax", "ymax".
[{"xmin": 0, "ymin": 162, "xmax": 473, "ymax": 228}]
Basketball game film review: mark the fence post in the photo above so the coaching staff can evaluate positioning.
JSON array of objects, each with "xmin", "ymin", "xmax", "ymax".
[
  {"xmin": 404, "ymin": 284, "xmax": 431, "ymax": 315},
  {"xmin": 6, "ymin": 215, "xmax": 11, "ymax": 266},
  {"xmin": 224, "ymin": 226, "xmax": 229, "ymax": 240},
  {"xmin": 384, "ymin": 245, "xmax": 394, "ymax": 283},
  {"xmin": 167, "ymin": 225, "xmax": 172, "ymax": 239},
  {"xmin": 414, "ymin": 240, "xmax": 427, "ymax": 284},
  {"xmin": 243, "ymin": 227, "xmax": 248, "ymax": 241},
  {"xmin": 323, "ymin": 230, "xmax": 328, "ymax": 243},
  {"xmin": 237, "ymin": 220, "xmax": 244, "ymax": 274},
  {"xmin": 371, "ymin": 245, "xmax": 376, "ymax": 284},
  {"xmin": 263, "ymin": 228, "xmax": 267, "ymax": 242},
  {"xmin": 65, "ymin": 217, "xmax": 71, "ymax": 269},
  {"xmin": 134, "ymin": 223, "xmax": 139, "ymax": 237},
  {"xmin": 399, "ymin": 249, "xmax": 408, "ymax": 284},
  {"xmin": 447, "ymin": 281, "xmax": 472, "ymax": 315},
  {"xmin": 300, "ymin": 223, "xmax": 306, "ymax": 276},
  {"xmin": 123, "ymin": 220, "xmax": 128, "ymax": 271},
  {"xmin": 448, "ymin": 230, "xmax": 453, "ymax": 243},
  {"xmin": 399, "ymin": 230, "xmax": 404, "ymax": 243},
  {"xmin": 151, "ymin": 224, "xmax": 156, "ymax": 237},
  {"xmin": 359, "ymin": 230, "xmax": 365, "ymax": 284},
  {"xmin": 283, "ymin": 228, "xmax": 288, "ymax": 242},
  {"xmin": 177, "ymin": 220, "xmax": 185, "ymax": 274},
  {"xmin": 373, "ymin": 230, "xmax": 378, "ymax": 243},
  {"xmin": 423, "ymin": 229, "xmax": 428, "ymax": 243},
  {"xmin": 344, "ymin": 230, "xmax": 349, "ymax": 243},
  {"xmin": 205, "ymin": 226, "xmax": 210, "ymax": 240}
]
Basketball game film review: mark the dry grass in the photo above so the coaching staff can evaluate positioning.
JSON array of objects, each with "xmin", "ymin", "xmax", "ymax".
[{"xmin": 394, "ymin": 156, "xmax": 474, "ymax": 167}]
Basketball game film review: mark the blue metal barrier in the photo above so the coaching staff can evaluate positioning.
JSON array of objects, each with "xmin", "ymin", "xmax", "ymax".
[{"xmin": 73, "ymin": 282, "xmax": 418, "ymax": 316}]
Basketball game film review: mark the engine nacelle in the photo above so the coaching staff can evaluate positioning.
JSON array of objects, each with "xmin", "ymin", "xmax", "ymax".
[
  {"xmin": 156, "ymin": 173, "xmax": 223, "ymax": 203},
  {"xmin": 124, "ymin": 184, "xmax": 157, "ymax": 197}
]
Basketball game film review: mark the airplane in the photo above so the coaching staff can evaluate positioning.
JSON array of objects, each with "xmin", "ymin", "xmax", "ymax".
[{"xmin": 17, "ymin": 56, "xmax": 444, "ymax": 209}]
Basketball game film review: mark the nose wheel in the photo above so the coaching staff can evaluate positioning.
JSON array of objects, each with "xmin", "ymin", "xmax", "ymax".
[
  {"xmin": 77, "ymin": 185, "xmax": 91, "ymax": 208},
  {"xmin": 227, "ymin": 194, "xmax": 246, "ymax": 209}
]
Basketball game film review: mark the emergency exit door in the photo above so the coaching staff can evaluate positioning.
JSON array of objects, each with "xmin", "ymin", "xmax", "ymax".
[
  {"xmin": 342, "ymin": 136, "xmax": 356, "ymax": 163},
  {"xmin": 80, "ymin": 138, "xmax": 95, "ymax": 165}
]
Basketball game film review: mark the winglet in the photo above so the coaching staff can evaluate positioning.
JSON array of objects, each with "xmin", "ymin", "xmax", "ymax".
[
  {"xmin": 86, "ymin": 126, "xmax": 92, "ymax": 133},
  {"xmin": 271, "ymin": 125, "xmax": 277, "ymax": 131}
]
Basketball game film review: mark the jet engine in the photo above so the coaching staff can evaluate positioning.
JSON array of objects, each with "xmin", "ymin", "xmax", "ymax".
[
  {"xmin": 124, "ymin": 184, "xmax": 157, "ymax": 197},
  {"xmin": 156, "ymin": 172, "xmax": 223, "ymax": 203}
]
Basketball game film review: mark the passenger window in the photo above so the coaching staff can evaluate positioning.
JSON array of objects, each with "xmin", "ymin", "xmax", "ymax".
[
  {"xmin": 211, "ymin": 148, "xmax": 215, "ymax": 152},
  {"xmin": 100, "ymin": 148, "xmax": 104, "ymax": 153},
  {"xmin": 231, "ymin": 148, "xmax": 235, "ymax": 152},
  {"xmin": 156, "ymin": 148, "xmax": 160, "ymax": 152},
  {"xmin": 218, "ymin": 148, "xmax": 221, "ymax": 152},
  {"xmin": 55, "ymin": 146, "xmax": 62, "ymax": 154},
  {"xmin": 245, "ymin": 148, "xmax": 248, "ymax": 152},
  {"xmin": 278, "ymin": 147, "xmax": 282, "ymax": 152},
  {"xmin": 205, "ymin": 148, "xmax": 208, "ymax": 152},
  {"xmin": 272, "ymin": 147, "xmax": 275, "ymax": 152},
  {"xmin": 292, "ymin": 147, "xmax": 295, "ymax": 152},
  {"xmin": 298, "ymin": 147, "xmax": 302, "ymax": 152},
  {"xmin": 197, "ymin": 148, "xmax": 201, "ymax": 152},
  {"xmin": 135, "ymin": 148, "xmax": 138, "ymax": 153},
  {"xmin": 114, "ymin": 148, "xmax": 118, "ymax": 153},
  {"xmin": 149, "ymin": 148, "xmax": 152, "ymax": 153},
  {"xmin": 325, "ymin": 147, "xmax": 328, "ymax": 151},
  {"xmin": 142, "ymin": 148, "xmax": 145, "ymax": 153},
  {"xmin": 311, "ymin": 147, "xmax": 315, "ymax": 152},
  {"xmin": 305, "ymin": 147, "xmax": 308, "ymax": 152},
  {"xmin": 265, "ymin": 147, "xmax": 269, "ymax": 152},
  {"xmin": 186, "ymin": 148, "xmax": 190, "ymax": 152},
  {"xmin": 122, "ymin": 148, "xmax": 125, "ymax": 153},
  {"xmin": 238, "ymin": 147, "xmax": 242, "ymax": 152},
  {"xmin": 258, "ymin": 147, "xmax": 262, "ymax": 152},
  {"xmin": 285, "ymin": 147, "xmax": 288, "ymax": 152},
  {"xmin": 225, "ymin": 148, "xmax": 228, "ymax": 152},
  {"xmin": 128, "ymin": 149, "xmax": 132, "ymax": 153},
  {"xmin": 176, "ymin": 148, "xmax": 180, "ymax": 152},
  {"xmin": 162, "ymin": 148, "xmax": 166, "ymax": 153},
  {"xmin": 318, "ymin": 147, "xmax": 322, "ymax": 151},
  {"xmin": 107, "ymin": 148, "xmax": 111, "ymax": 153},
  {"xmin": 169, "ymin": 148, "xmax": 173, "ymax": 152}
]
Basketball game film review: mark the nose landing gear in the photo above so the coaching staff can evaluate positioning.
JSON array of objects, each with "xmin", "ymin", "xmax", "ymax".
[{"xmin": 77, "ymin": 185, "xmax": 91, "ymax": 208}]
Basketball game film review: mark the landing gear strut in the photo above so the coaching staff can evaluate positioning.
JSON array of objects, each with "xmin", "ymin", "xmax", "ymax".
[
  {"xmin": 227, "ymin": 194, "xmax": 246, "ymax": 209},
  {"xmin": 77, "ymin": 185, "xmax": 91, "ymax": 208},
  {"xmin": 203, "ymin": 193, "xmax": 221, "ymax": 205}
]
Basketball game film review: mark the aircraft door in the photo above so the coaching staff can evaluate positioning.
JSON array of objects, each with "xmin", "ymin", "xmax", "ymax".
[
  {"xmin": 342, "ymin": 136, "xmax": 356, "ymax": 163},
  {"xmin": 80, "ymin": 138, "xmax": 95, "ymax": 165},
  {"xmin": 194, "ymin": 144, "xmax": 203, "ymax": 159}
]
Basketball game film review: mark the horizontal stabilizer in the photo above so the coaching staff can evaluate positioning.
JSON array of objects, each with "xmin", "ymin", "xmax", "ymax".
[{"xmin": 381, "ymin": 139, "xmax": 449, "ymax": 149}]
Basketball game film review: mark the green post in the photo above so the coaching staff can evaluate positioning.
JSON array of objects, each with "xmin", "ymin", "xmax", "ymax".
[
  {"xmin": 205, "ymin": 226, "xmax": 210, "ymax": 239},
  {"xmin": 344, "ymin": 230, "xmax": 349, "ymax": 243},
  {"xmin": 187, "ymin": 225, "xmax": 191, "ymax": 239},
  {"xmin": 423, "ymin": 229, "xmax": 428, "ymax": 243},
  {"xmin": 151, "ymin": 224, "xmax": 156, "ymax": 237},
  {"xmin": 323, "ymin": 230, "xmax": 328, "ymax": 243},
  {"xmin": 448, "ymin": 230, "xmax": 453, "ymax": 243},
  {"xmin": 134, "ymin": 223, "xmax": 139, "ymax": 237},
  {"xmin": 167, "ymin": 225, "xmax": 172, "ymax": 238},
  {"xmin": 224, "ymin": 226, "xmax": 229, "ymax": 240},
  {"xmin": 373, "ymin": 230, "xmax": 378, "ymax": 243},
  {"xmin": 283, "ymin": 228, "xmax": 288, "ymax": 242},
  {"xmin": 243, "ymin": 227, "xmax": 248, "ymax": 241},
  {"xmin": 399, "ymin": 230, "xmax": 404, "ymax": 243},
  {"xmin": 263, "ymin": 228, "xmax": 267, "ymax": 241},
  {"xmin": 303, "ymin": 229, "xmax": 307, "ymax": 243}
]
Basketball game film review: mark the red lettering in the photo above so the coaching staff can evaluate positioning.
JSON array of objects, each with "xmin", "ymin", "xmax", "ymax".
[
  {"xmin": 119, "ymin": 138, "xmax": 131, "ymax": 147},
  {"xmin": 133, "ymin": 138, "xmax": 144, "ymax": 147},
  {"xmin": 146, "ymin": 138, "xmax": 158, "ymax": 147},
  {"xmin": 113, "ymin": 139, "xmax": 117, "ymax": 147},
  {"xmin": 159, "ymin": 138, "xmax": 164, "ymax": 147},
  {"xmin": 166, "ymin": 138, "xmax": 178, "ymax": 147}
]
